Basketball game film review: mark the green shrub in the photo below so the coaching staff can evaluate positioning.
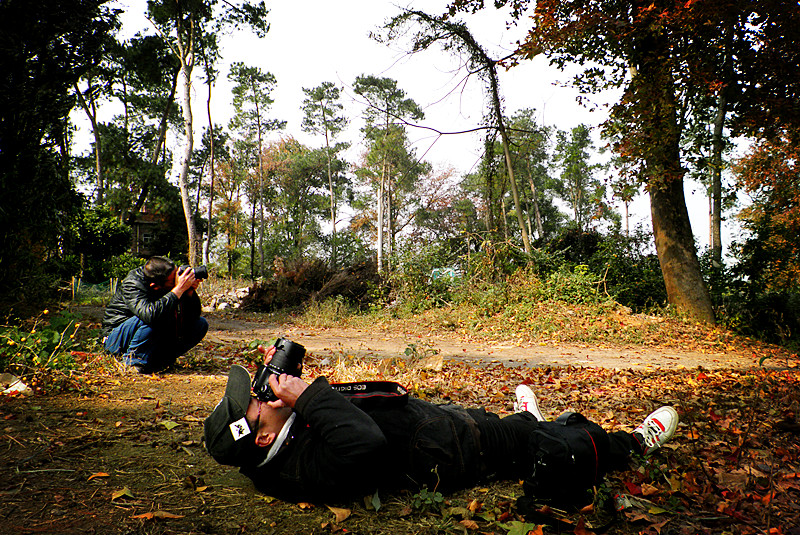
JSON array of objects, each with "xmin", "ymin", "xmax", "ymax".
[
  {"xmin": 389, "ymin": 240, "xmax": 465, "ymax": 313},
  {"xmin": 543, "ymin": 264, "xmax": 608, "ymax": 305},
  {"xmin": 588, "ymin": 230, "xmax": 667, "ymax": 310},
  {"xmin": 0, "ymin": 310, "xmax": 80, "ymax": 374},
  {"xmin": 109, "ymin": 253, "xmax": 143, "ymax": 280}
]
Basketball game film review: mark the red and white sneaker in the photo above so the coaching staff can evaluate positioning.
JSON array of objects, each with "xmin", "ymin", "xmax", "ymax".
[
  {"xmin": 514, "ymin": 384, "xmax": 545, "ymax": 421},
  {"xmin": 633, "ymin": 406, "xmax": 678, "ymax": 455}
]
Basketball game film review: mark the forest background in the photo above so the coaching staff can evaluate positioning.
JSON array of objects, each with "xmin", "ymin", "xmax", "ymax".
[{"xmin": 2, "ymin": 0, "xmax": 799, "ymax": 339}]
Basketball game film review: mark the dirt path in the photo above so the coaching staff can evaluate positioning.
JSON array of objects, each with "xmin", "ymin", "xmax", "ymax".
[{"xmin": 206, "ymin": 314, "xmax": 761, "ymax": 370}]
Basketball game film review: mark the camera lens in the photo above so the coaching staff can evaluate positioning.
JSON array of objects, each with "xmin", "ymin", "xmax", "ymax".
[{"xmin": 250, "ymin": 339, "xmax": 306, "ymax": 402}]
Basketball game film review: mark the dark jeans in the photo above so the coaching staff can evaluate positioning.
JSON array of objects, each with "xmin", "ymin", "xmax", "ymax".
[
  {"xmin": 104, "ymin": 315, "xmax": 209, "ymax": 373},
  {"xmin": 468, "ymin": 409, "xmax": 639, "ymax": 481}
]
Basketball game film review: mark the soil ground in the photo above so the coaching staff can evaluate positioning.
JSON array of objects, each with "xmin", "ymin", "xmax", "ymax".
[
  {"xmin": 1, "ymin": 306, "xmax": 798, "ymax": 535},
  {"xmin": 207, "ymin": 313, "xmax": 759, "ymax": 371}
]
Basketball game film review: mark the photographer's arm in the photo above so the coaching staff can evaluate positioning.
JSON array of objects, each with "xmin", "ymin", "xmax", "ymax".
[
  {"xmin": 296, "ymin": 377, "xmax": 386, "ymax": 470},
  {"xmin": 123, "ymin": 277, "xmax": 177, "ymax": 324},
  {"xmin": 246, "ymin": 376, "xmax": 387, "ymax": 502}
]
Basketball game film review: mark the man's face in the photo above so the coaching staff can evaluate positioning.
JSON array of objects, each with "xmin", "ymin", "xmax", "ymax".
[
  {"xmin": 163, "ymin": 269, "xmax": 177, "ymax": 290},
  {"xmin": 245, "ymin": 397, "xmax": 285, "ymax": 448},
  {"xmin": 151, "ymin": 268, "xmax": 177, "ymax": 291}
]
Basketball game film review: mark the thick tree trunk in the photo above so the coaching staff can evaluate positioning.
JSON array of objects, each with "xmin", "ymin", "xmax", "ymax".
[
  {"xmin": 650, "ymin": 180, "xmax": 714, "ymax": 322},
  {"xmin": 638, "ymin": 35, "xmax": 715, "ymax": 323}
]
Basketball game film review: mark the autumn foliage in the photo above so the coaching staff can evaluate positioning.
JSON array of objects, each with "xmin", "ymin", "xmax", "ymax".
[{"xmin": 735, "ymin": 132, "xmax": 800, "ymax": 291}]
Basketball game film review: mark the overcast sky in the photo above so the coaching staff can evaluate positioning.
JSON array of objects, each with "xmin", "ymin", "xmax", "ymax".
[{"xmin": 78, "ymin": 0, "xmax": 732, "ymax": 249}]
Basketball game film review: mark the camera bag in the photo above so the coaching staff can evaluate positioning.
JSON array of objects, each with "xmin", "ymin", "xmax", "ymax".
[
  {"xmin": 519, "ymin": 412, "xmax": 610, "ymax": 508},
  {"xmin": 330, "ymin": 381, "xmax": 409, "ymax": 410}
]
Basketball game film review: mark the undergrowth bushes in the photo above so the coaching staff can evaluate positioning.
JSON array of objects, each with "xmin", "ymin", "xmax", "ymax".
[{"xmin": 387, "ymin": 229, "xmax": 660, "ymax": 318}]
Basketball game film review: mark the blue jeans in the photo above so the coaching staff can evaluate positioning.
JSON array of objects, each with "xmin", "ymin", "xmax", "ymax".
[{"xmin": 104, "ymin": 315, "xmax": 209, "ymax": 373}]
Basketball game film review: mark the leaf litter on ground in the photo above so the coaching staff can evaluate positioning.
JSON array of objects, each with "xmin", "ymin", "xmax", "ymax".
[{"xmin": 2, "ymin": 304, "xmax": 800, "ymax": 534}]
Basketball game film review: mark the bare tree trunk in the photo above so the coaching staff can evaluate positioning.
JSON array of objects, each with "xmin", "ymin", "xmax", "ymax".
[
  {"xmin": 74, "ymin": 81, "xmax": 103, "ymax": 205},
  {"xmin": 377, "ymin": 162, "xmax": 385, "ymax": 273},
  {"xmin": 204, "ymin": 62, "xmax": 215, "ymax": 265},
  {"xmin": 324, "ymin": 128, "xmax": 337, "ymax": 268},
  {"xmin": 709, "ymin": 25, "xmax": 731, "ymax": 269},
  {"xmin": 487, "ymin": 62, "xmax": 531, "ymax": 254},
  {"xmin": 624, "ymin": 200, "xmax": 630, "ymax": 236},
  {"xmin": 526, "ymin": 161, "xmax": 544, "ymax": 239},
  {"xmin": 251, "ymin": 80, "xmax": 265, "ymax": 277},
  {"xmin": 176, "ymin": 29, "xmax": 198, "ymax": 264}
]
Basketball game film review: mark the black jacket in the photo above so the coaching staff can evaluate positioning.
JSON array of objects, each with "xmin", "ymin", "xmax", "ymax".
[
  {"xmin": 240, "ymin": 377, "xmax": 485, "ymax": 503},
  {"xmin": 102, "ymin": 266, "xmax": 201, "ymax": 336}
]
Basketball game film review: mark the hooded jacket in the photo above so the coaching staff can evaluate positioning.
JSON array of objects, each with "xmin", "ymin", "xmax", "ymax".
[{"xmin": 239, "ymin": 377, "xmax": 485, "ymax": 503}]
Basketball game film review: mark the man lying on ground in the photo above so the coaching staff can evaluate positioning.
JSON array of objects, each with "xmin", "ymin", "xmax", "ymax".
[{"xmin": 203, "ymin": 341, "xmax": 678, "ymax": 506}]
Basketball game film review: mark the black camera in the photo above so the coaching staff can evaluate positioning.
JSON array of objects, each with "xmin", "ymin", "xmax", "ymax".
[
  {"xmin": 251, "ymin": 338, "xmax": 306, "ymax": 402},
  {"xmin": 178, "ymin": 264, "xmax": 208, "ymax": 280}
]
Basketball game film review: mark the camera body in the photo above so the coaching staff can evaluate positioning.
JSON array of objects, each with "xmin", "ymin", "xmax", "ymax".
[
  {"xmin": 252, "ymin": 338, "xmax": 306, "ymax": 402},
  {"xmin": 178, "ymin": 264, "xmax": 209, "ymax": 280}
]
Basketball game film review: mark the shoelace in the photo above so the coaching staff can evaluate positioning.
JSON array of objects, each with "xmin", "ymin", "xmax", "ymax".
[{"xmin": 640, "ymin": 418, "xmax": 666, "ymax": 447}]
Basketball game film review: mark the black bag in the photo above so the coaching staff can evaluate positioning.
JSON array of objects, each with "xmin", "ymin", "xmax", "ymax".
[{"xmin": 520, "ymin": 412, "xmax": 610, "ymax": 508}]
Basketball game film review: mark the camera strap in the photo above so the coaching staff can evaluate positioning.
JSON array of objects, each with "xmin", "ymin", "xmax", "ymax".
[{"xmin": 330, "ymin": 381, "xmax": 409, "ymax": 409}]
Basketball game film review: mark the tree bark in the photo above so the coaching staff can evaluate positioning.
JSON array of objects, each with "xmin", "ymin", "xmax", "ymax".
[
  {"xmin": 487, "ymin": 63, "xmax": 531, "ymax": 254},
  {"xmin": 204, "ymin": 59, "xmax": 215, "ymax": 266},
  {"xmin": 176, "ymin": 25, "xmax": 197, "ymax": 264},
  {"xmin": 709, "ymin": 24, "xmax": 732, "ymax": 269},
  {"xmin": 650, "ymin": 179, "xmax": 714, "ymax": 322},
  {"xmin": 639, "ymin": 36, "xmax": 715, "ymax": 323},
  {"xmin": 526, "ymin": 161, "xmax": 544, "ymax": 239}
]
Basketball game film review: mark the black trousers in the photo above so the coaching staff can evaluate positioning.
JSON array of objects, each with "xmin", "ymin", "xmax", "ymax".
[{"xmin": 467, "ymin": 409, "xmax": 640, "ymax": 481}]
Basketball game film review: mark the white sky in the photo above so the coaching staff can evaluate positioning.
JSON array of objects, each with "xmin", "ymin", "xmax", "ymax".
[{"xmin": 74, "ymin": 0, "xmax": 737, "ymax": 252}]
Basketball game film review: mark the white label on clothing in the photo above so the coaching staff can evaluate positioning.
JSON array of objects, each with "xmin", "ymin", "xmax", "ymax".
[{"xmin": 229, "ymin": 417, "xmax": 251, "ymax": 441}]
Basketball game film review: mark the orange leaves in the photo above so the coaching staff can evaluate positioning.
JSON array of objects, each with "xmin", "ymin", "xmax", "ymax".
[{"xmin": 131, "ymin": 510, "xmax": 185, "ymax": 520}]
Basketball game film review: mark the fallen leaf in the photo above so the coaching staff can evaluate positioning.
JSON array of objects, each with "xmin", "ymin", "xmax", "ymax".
[
  {"xmin": 160, "ymin": 420, "xmax": 179, "ymax": 430},
  {"xmin": 111, "ymin": 487, "xmax": 135, "ymax": 501},
  {"xmin": 459, "ymin": 518, "xmax": 479, "ymax": 530},
  {"xmin": 88, "ymin": 472, "xmax": 109, "ymax": 481},
  {"xmin": 326, "ymin": 505, "xmax": 351, "ymax": 523},
  {"xmin": 641, "ymin": 483, "xmax": 660, "ymax": 496},
  {"xmin": 131, "ymin": 510, "xmax": 185, "ymax": 520},
  {"xmin": 448, "ymin": 506, "xmax": 471, "ymax": 518}
]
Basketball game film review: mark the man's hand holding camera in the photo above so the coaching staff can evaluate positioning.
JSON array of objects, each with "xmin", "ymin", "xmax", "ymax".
[
  {"xmin": 171, "ymin": 267, "xmax": 197, "ymax": 298},
  {"xmin": 266, "ymin": 373, "xmax": 307, "ymax": 409},
  {"xmin": 255, "ymin": 343, "xmax": 308, "ymax": 409}
]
